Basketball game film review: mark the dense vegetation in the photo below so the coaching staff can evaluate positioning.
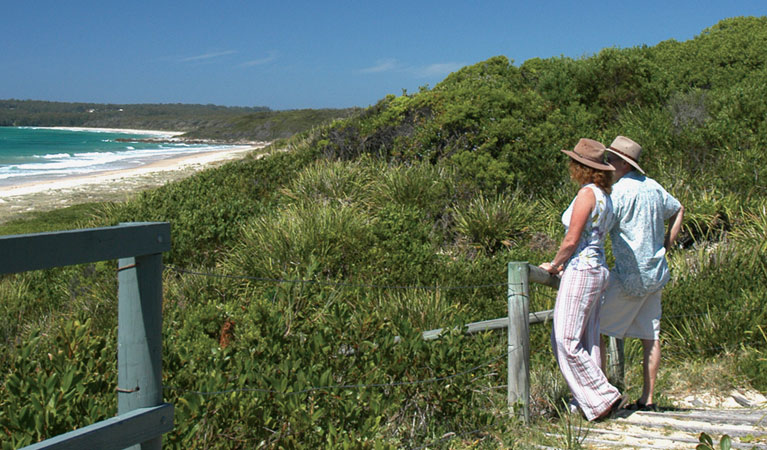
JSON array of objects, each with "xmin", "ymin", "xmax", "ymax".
[
  {"xmin": 2, "ymin": 16, "xmax": 767, "ymax": 449},
  {"xmin": 0, "ymin": 100, "xmax": 358, "ymax": 142}
]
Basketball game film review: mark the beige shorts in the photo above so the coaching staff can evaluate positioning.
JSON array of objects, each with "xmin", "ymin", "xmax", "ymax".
[{"xmin": 599, "ymin": 277, "xmax": 662, "ymax": 340}]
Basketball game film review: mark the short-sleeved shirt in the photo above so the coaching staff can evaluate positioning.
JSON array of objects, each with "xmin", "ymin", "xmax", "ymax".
[
  {"xmin": 561, "ymin": 184, "xmax": 614, "ymax": 270},
  {"xmin": 609, "ymin": 172, "xmax": 681, "ymax": 296}
]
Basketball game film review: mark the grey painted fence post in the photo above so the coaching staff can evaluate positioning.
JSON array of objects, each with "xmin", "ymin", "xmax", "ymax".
[
  {"xmin": 508, "ymin": 262, "xmax": 531, "ymax": 423},
  {"xmin": 118, "ymin": 252, "xmax": 164, "ymax": 450},
  {"xmin": 606, "ymin": 337, "xmax": 625, "ymax": 390}
]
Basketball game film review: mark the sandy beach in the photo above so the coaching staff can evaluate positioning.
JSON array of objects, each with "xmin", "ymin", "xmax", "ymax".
[{"xmin": 0, "ymin": 138, "xmax": 269, "ymax": 223}]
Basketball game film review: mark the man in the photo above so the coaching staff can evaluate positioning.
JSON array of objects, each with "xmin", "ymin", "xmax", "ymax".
[{"xmin": 600, "ymin": 136, "xmax": 684, "ymax": 410}]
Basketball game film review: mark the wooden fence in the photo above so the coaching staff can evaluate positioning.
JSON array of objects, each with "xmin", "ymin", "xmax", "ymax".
[
  {"xmin": 417, "ymin": 261, "xmax": 624, "ymax": 423},
  {"xmin": 0, "ymin": 223, "xmax": 174, "ymax": 450}
]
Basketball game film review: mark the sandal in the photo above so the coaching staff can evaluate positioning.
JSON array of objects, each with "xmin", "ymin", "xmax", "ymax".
[
  {"xmin": 627, "ymin": 400, "xmax": 658, "ymax": 412},
  {"xmin": 594, "ymin": 395, "xmax": 628, "ymax": 421}
]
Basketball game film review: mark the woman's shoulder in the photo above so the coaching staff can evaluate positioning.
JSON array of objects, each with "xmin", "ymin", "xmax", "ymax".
[
  {"xmin": 580, "ymin": 184, "xmax": 612, "ymax": 211},
  {"xmin": 579, "ymin": 183, "xmax": 605, "ymax": 198},
  {"xmin": 574, "ymin": 184, "xmax": 597, "ymax": 207}
]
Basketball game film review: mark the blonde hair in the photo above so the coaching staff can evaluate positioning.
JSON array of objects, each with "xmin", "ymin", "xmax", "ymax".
[{"xmin": 568, "ymin": 159, "xmax": 613, "ymax": 194}]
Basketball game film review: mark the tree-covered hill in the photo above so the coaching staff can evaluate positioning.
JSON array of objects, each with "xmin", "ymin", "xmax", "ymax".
[
  {"xmin": 315, "ymin": 16, "xmax": 767, "ymax": 198},
  {"xmin": 180, "ymin": 108, "xmax": 361, "ymax": 142},
  {"xmin": 2, "ymin": 16, "xmax": 766, "ymax": 449},
  {"xmin": 0, "ymin": 100, "xmax": 359, "ymax": 142}
]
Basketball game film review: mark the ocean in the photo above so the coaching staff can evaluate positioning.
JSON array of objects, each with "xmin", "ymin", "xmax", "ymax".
[{"xmin": 0, "ymin": 127, "xmax": 242, "ymax": 188}]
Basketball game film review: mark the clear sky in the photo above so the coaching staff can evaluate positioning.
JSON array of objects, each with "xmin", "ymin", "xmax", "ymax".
[{"xmin": 2, "ymin": 1, "xmax": 765, "ymax": 110}]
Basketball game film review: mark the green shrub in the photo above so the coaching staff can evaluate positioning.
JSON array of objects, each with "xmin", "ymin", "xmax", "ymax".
[
  {"xmin": 368, "ymin": 162, "xmax": 455, "ymax": 217},
  {"xmin": 221, "ymin": 202, "xmax": 377, "ymax": 282},
  {"xmin": 282, "ymin": 158, "xmax": 376, "ymax": 207},
  {"xmin": 1, "ymin": 320, "xmax": 115, "ymax": 449},
  {"xmin": 452, "ymin": 192, "xmax": 537, "ymax": 255},
  {"xmin": 367, "ymin": 204, "xmax": 441, "ymax": 286}
]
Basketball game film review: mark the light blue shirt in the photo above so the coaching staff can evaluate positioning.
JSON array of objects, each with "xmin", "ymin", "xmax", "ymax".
[{"xmin": 609, "ymin": 172, "xmax": 681, "ymax": 296}]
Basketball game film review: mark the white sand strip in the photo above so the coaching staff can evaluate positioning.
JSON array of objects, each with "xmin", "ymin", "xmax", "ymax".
[{"xmin": 0, "ymin": 145, "xmax": 263, "ymax": 199}]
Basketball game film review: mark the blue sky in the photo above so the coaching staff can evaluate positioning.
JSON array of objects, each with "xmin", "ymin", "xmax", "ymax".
[{"xmin": 2, "ymin": 1, "xmax": 765, "ymax": 110}]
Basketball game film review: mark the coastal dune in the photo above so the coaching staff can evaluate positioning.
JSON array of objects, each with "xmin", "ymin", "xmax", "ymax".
[{"xmin": 0, "ymin": 135, "xmax": 268, "ymax": 223}]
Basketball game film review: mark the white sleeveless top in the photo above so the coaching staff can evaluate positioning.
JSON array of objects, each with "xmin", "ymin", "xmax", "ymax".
[{"xmin": 561, "ymin": 184, "xmax": 614, "ymax": 270}]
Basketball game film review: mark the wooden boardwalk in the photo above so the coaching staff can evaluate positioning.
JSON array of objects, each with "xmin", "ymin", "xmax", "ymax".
[
  {"xmin": 585, "ymin": 407, "xmax": 767, "ymax": 449},
  {"xmin": 546, "ymin": 395, "xmax": 767, "ymax": 449}
]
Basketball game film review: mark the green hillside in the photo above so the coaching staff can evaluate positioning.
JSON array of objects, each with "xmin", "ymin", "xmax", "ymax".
[{"xmin": 2, "ymin": 17, "xmax": 767, "ymax": 448}]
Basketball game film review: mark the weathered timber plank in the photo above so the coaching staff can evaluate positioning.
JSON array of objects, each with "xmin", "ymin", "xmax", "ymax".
[
  {"xmin": 640, "ymin": 408, "xmax": 767, "ymax": 426},
  {"xmin": 618, "ymin": 411, "xmax": 766, "ymax": 439},
  {"xmin": 417, "ymin": 310, "xmax": 555, "ymax": 341},
  {"xmin": 589, "ymin": 427, "xmax": 767, "ymax": 450},
  {"xmin": 466, "ymin": 310, "xmax": 554, "ymax": 332},
  {"xmin": 588, "ymin": 422, "xmax": 767, "ymax": 449},
  {"xmin": 0, "ymin": 222, "xmax": 170, "ymax": 274},
  {"xmin": 545, "ymin": 432, "xmax": 672, "ymax": 449},
  {"xmin": 21, "ymin": 404, "xmax": 174, "ymax": 450},
  {"xmin": 117, "ymin": 254, "xmax": 164, "ymax": 449},
  {"xmin": 528, "ymin": 309, "xmax": 555, "ymax": 324},
  {"xmin": 508, "ymin": 262, "xmax": 531, "ymax": 422},
  {"xmin": 588, "ymin": 428, "xmax": 702, "ymax": 447},
  {"xmin": 528, "ymin": 264, "xmax": 560, "ymax": 289}
]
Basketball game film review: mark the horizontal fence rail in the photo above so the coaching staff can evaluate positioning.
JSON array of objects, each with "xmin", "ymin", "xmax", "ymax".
[
  {"xmin": 409, "ymin": 310, "xmax": 555, "ymax": 343},
  {"xmin": 0, "ymin": 222, "xmax": 171, "ymax": 275},
  {"xmin": 22, "ymin": 404, "xmax": 173, "ymax": 450}
]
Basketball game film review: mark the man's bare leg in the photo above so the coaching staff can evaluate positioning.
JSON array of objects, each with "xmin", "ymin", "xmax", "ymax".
[
  {"xmin": 600, "ymin": 336, "xmax": 606, "ymax": 372},
  {"xmin": 640, "ymin": 338, "xmax": 660, "ymax": 405}
]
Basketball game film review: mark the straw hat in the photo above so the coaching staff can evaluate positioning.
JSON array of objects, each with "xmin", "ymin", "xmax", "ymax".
[
  {"xmin": 561, "ymin": 138, "xmax": 615, "ymax": 171},
  {"xmin": 606, "ymin": 135, "xmax": 645, "ymax": 174}
]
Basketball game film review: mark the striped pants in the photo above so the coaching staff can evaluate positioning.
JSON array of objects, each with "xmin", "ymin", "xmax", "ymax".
[{"xmin": 551, "ymin": 265, "xmax": 620, "ymax": 421}]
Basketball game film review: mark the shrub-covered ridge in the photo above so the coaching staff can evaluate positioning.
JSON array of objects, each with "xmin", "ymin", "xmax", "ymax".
[{"xmin": 1, "ymin": 17, "xmax": 767, "ymax": 448}]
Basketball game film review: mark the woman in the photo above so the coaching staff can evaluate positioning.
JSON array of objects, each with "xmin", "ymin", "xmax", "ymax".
[{"xmin": 540, "ymin": 138, "xmax": 623, "ymax": 421}]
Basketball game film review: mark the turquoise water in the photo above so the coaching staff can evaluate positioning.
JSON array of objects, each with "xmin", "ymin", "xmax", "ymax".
[{"xmin": 0, "ymin": 127, "xmax": 230, "ymax": 187}]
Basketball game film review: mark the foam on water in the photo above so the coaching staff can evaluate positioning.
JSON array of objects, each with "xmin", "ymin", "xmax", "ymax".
[
  {"xmin": 36, "ymin": 153, "xmax": 72, "ymax": 159},
  {"xmin": 0, "ymin": 127, "xmax": 243, "ymax": 187}
]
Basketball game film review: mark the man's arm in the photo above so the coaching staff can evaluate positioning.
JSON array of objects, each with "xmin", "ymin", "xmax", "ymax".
[{"xmin": 664, "ymin": 204, "xmax": 685, "ymax": 251}]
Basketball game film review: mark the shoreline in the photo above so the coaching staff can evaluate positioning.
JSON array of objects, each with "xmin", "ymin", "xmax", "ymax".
[
  {"xmin": 29, "ymin": 126, "xmax": 186, "ymax": 137},
  {"xmin": 0, "ymin": 142, "xmax": 268, "ymax": 223}
]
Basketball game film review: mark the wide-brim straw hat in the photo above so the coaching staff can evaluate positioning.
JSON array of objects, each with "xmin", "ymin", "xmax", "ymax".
[
  {"xmin": 561, "ymin": 138, "xmax": 615, "ymax": 171},
  {"xmin": 606, "ymin": 135, "xmax": 645, "ymax": 174}
]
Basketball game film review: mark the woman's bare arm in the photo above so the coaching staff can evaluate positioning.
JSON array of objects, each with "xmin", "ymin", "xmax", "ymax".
[{"xmin": 540, "ymin": 187, "xmax": 595, "ymax": 274}]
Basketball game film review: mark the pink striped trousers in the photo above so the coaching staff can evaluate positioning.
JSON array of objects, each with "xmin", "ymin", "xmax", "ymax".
[{"xmin": 551, "ymin": 265, "xmax": 620, "ymax": 421}]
